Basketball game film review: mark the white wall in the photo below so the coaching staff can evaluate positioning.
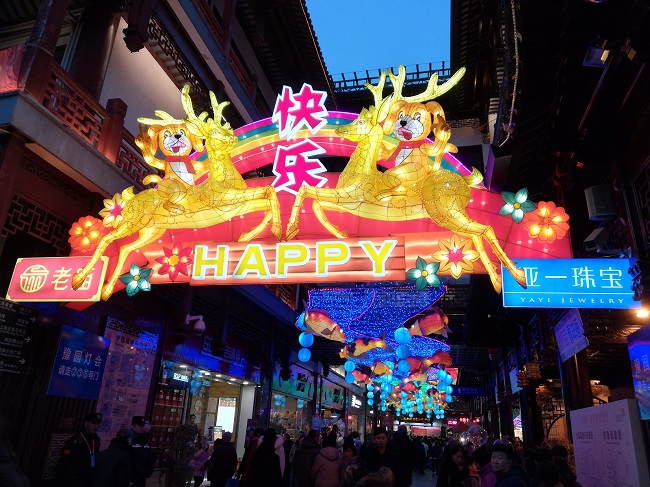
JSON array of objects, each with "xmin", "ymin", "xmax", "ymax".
[
  {"xmin": 99, "ymin": 18, "xmax": 185, "ymax": 135},
  {"xmin": 236, "ymin": 384, "xmax": 257, "ymax": 457}
]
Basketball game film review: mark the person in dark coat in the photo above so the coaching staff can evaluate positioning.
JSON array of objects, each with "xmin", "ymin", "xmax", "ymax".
[
  {"xmin": 550, "ymin": 445, "xmax": 577, "ymax": 487},
  {"xmin": 283, "ymin": 433, "xmax": 294, "ymax": 487},
  {"xmin": 436, "ymin": 442, "xmax": 473, "ymax": 487},
  {"xmin": 372, "ymin": 427, "xmax": 399, "ymax": 483},
  {"xmin": 209, "ymin": 431, "xmax": 238, "ymax": 487},
  {"xmin": 55, "ymin": 412, "xmax": 102, "ymax": 487},
  {"xmin": 292, "ymin": 429, "xmax": 321, "ymax": 487},
  {"xmin": 389, "ymin": 425, "xmax": 416, "ymax": 486},
  {"xmin": 93, "ymin": 428, "xmax": 132, "ymax": 487},
  {"xmin": 342, "ymin": 443, "xmax": 394, "ymax": 487},
  {"xmin": 249, "ymin": 428, "xmax": 283, "ymax": 487},
  {"xmin": 0, "ymin": 413, "xmax": 29, "ymax": 487},
  {"xmin": 491, "ymin": 442, "xmax": 528, "ymax": 487},
  {"xmin": 238, "ymin": 427, "xmax": 264, "ymax": 486},
  {"xmin": 129, "ymin": 416, "xmax": 154, "ymax": 487}
]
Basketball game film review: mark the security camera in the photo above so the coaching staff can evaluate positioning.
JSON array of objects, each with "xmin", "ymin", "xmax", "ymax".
[{"xmin": 186, "ymin": 315, "xmax": 206, "ymax": 335}]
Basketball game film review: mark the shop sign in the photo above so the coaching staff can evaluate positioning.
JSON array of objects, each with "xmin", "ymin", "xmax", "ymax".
[
  {"xmin": 554, "ymin": 309, "xmax": 589, "ymax": 363},
  {"xmin": 6, "ymin": 256, "xmax": 108, "ymax": 302},
  {"xmin": 188, "ymin": 239, "xmax": 404, "ymax": 284},
  {"xmin": 451, "ymin": 386, "xmax": 486, "ymax": 396},
  {"xmin": 201, "ymin": 335, "xmax": 245, "ymax": 366},
  {"xmin": 47, "ymin": 325, "xmax": 110, "ymax": 400},
  {"xmin": 321, "ymin": 380, "xmax": 344, "ymax": 409},
  {"xmin": 170, "ymin": 372, "xmax": 191, "ymax": 388},
  {"xmin": 503, "ymin": 258, "xmax": 639, "ymax": 308},
  {"xmin": 0, "ymin": 297, "xmax": 37, "ymax": 374},
  {"xmin": 273, "ymin": 364, "xmax": 314, "ymax": 399},
  {"xmin": 399, "ymin": 414, "xmax": 431, "ymax": 423},
  {"xmin": 349, "ymin": 394, "xmax": 363, "ymax": 413}
]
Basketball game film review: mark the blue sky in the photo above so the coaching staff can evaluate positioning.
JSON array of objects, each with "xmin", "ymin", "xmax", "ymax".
[{"xmin": 305, "ymin": 0, "xmax": 451, "ymax": 75}]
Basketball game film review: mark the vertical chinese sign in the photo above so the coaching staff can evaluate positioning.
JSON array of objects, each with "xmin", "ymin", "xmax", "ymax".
[{"xmin": 46, "ymin": 325, "xmax": 110, "ymax": 399}]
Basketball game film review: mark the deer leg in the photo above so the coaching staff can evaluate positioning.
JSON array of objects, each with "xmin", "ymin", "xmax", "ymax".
[
  {"xmin": 101, "ymin": 227, "xmax": 166, "ymax": 301},
  {"xmin": 481, "ymin": 225, "xmax": 527, "ymax": 288},
  {"xmin": 71, "ymin": 221, "xmax": 145, "ymax": 290},
  {"xmin": 468, "ymin": 234, "xmax": 502, "ymax": 294},
  {"xmin": 286, "ymin": 186, "xmax": 309, "ymax": 241},
  {"xmin": 312, "ymin": 200, "xmax": 348, "ymax": 239},
  {"xmin": 234, "ymin": 187, "xmax": 282, "ymax": 242},
  {"xmin": 430, "ymin": 205, "xmax": 526, "ymax": 290}
]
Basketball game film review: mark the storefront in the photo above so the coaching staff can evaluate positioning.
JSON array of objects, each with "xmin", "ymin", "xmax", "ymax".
[
  {"xmin": 365, "ymin": 402, "xmax": 375, "ymax": 438},
  {"xmin": 347, "ymin": 392, "xmax": 364, "ymax": 436},
  {"xmin": 271, "ymin": 363, "xmax": 316, "ymax": 439},
  {"xmin": 320, "ymin": 377, "xmax": 346, "ymax": 432}
]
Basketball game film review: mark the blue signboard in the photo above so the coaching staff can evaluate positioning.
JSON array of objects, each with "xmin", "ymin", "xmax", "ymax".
[
  {"xmin": 47, "ymin": 325, "xmax": 110, "ymax": 400},
  {"xmin": 503, "ymin": 258, "xmax": 639, "ymax": 308},
  {"xmin": 627, "ymin": 324, "xmax": 650, "ymax": 420},
  {"xmin": 451, "ymin": 386, "xmax": 486, "ymax": 396}
]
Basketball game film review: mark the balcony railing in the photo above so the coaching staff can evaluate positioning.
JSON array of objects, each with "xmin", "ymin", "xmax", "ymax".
[
  {"xmin": 330, "ymin": 62, "xmax": 452, "ymax": 93},
  {"xmin": 38, "ymin": 61, "xmax": 156, "ymax": 190}
]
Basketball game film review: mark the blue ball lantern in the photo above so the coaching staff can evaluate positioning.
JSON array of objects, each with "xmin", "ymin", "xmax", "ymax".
[
  {"xmin": 394, "ymin": 327, "xmax": 412, "ymax": 344},
  {"xmin": 445, "ymin": 394, "xmax": 453, "ymax": 403},
  {"xmin": 445, "ymin": 374, "xmax": 453, "ymax": 385},
  {"xmin": 367, "ymin": 399, "xmax": 374, "ymax": 406},
  {"xmin": 395, "ymin": 345, "xmax": 410, "ymax": 360},
  {"xmin": 298, "ymin": 347, "xmax": 311, "ymax": 362},
  {"xmin": 345, "ymin": 373, "xmax": 355, "ymax": 384},
  {"xmin": 367, "ymin": 383, "xmax": 374, "ymax": 391},
  {"xmin": 344, "ymin": 360, "xmax": 356, "ymax": 373},
  {"xmin": 298, "ymin": 332, "xmax": 314, "ymax": 347},
  {"xmin": 397, "ymin": 359, "xmax": 410, "ymax": 374}
]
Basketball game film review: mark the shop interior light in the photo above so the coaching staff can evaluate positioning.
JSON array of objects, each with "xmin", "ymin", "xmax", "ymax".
[
  {"xmin": 243, "ymin": 381, "xmax": 249, "ymax": 385},
  {"xmin": 229, "ymin": 377, "xmax": 236, "ymax": 381},
  {"xmin": 215, "ymin": 374, "xmax": 222, "ymax": 377},
  {"xmin": 179, "ymin": 365, "xmax": 187, "ymax": 368},
  {"xmin": 636, "ymin": 308, "xmax": 649, "ymax": 318}
]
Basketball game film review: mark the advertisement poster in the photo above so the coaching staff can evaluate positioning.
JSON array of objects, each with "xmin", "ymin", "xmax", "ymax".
[
  {"xmin": 570, "ymin": 399, "xmax": 650, "ymax": 487},
  {"xmin": 554, "ymin": 309, "xmax": 589, "ymax": 363},
  {"xmin": 47, "ymin": 325, "xmax": 109, "ymax": 400},
  {"xmin": 627, "ymin": 323, "xmax": 650, "ymax": 420},
  {"xmin": 96, "ymin": 317, "xmax": 160, "ymax": 446}
]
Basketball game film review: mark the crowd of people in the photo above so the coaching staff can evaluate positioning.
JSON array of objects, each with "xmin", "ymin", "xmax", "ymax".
[
  {"xmin": 222, "ymin": 425, "xmax": 579, "ymax": 487},
  {"xmin": 54, "ymin": 413, "xmax": 155, "ymax": 487},
  {"xmin": 47, "ymin": 412, "xmax": 579, "ymax": 487}
]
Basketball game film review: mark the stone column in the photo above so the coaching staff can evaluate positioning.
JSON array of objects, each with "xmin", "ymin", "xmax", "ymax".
[
  {"xmin": 67, "ymin": 0, "xmax": 122, "ymax": 99},
  {"xmin": 19, "ymin": 0, "xmax": 72, "ymax": 99}
]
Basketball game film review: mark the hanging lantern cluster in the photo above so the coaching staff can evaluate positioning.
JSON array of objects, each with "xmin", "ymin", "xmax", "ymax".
[
  {"xmin": 297, "ymin": 330, "xmax": 314, "ymax": 363},
  {"xmin": 273, "ymin": 393, "xmax": 287, "ymax": 409}
]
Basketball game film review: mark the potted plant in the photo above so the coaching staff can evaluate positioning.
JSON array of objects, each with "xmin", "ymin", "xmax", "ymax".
[{"xmin": 161, "ymin": 423, "xmax": 197, "ymax": 487}]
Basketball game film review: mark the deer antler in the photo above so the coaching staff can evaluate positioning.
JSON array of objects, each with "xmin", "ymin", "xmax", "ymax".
[
  {"xmin": 181, "ymin": 85, "xmax": 213, "ymax": 139},
  {"xmin": 137, "ymin": 110, "xmax": 184, "ymax": 127},
  {"xmin": 364, "ymin": 71, "xmax": 387, "ymax": 108},
  {"xmin": 209, "ymin": 91, "xmax": 231, "ymax": 131},
  {"xmin": 389, "ymin": 66, "xmax": 466, "ymax": 104},
  {"xmin": 363, "ymin": 71, "xmax": 394, "ymax": 124}
]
